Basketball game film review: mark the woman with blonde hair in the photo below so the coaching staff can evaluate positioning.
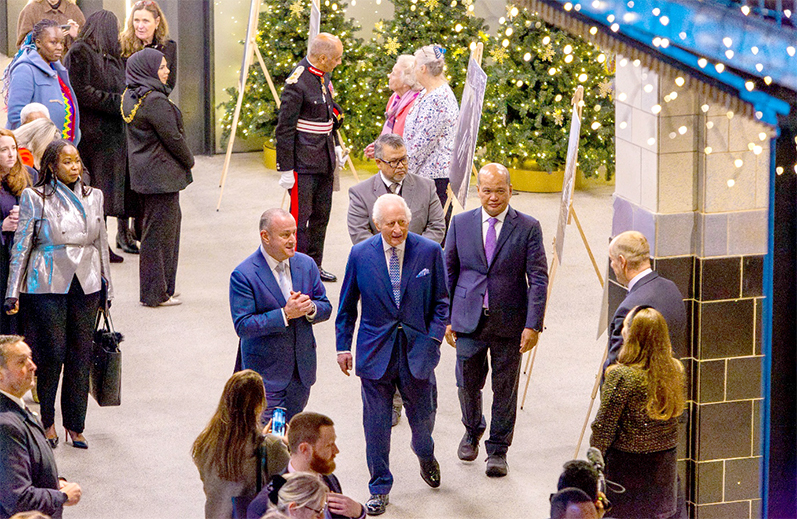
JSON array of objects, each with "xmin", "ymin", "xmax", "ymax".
[
  {"xmin": 590, "ymin": 306, "xmax": 686, "ymax": 518},
  {"xmin": 120, "ymin": 0, "xmax": 177, "ymax": 90},
  {"xmin": 192, "ymin": 370, "xmax": 289, "ymax": 519},
  {"xmin": 270, "ymin": 472, "xmax": 328, "ymax": 519},
  {"xmin": 13, "ymin": 108, "xmax": 60, "ymax": 171},
  {"xmin": 402, "ymin": 44, "xmax": 459, "ymax": 211}
]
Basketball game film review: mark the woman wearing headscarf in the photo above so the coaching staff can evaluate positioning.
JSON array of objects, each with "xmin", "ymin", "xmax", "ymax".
[
  {"xmin": 64, "ymin": 10, "xmax": 129, "ymax": 264},
  {"xmin": 122, "ymin": 48, "xmax": 193, "ymax": 307},
  {"xmin": 5, "ymin": 19, "xmax": 80, "ymax": 144}
]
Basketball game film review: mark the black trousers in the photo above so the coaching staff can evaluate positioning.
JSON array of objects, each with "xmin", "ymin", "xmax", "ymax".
[
  {"xmin": 455, "ymin": 313, "xmax": 522, "ymax": 456},
  {"xmin": 291, "ymin": 173, "xmax": 333, "ymax": 266},
  {"xmin": 22, "ymin": 276, "xmax": 101, "ymax": 432},
  {"xmin": 140, "ymin": 192, "xmax": 181, "ymax": 306}
]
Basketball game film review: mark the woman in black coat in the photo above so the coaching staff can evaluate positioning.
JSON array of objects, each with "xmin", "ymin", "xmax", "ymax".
[
  {"xmin": 122, "ymin": 48, "xmax": 193, "ymax": 308},
  {"xmin": 64, "ymin": 10, "xmax": 132, "ymax": 263}
]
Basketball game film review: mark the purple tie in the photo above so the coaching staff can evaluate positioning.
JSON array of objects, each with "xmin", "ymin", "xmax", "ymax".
[{"xmin": 484, "ymin": 217, "xmax": 498, "ymax": 308}]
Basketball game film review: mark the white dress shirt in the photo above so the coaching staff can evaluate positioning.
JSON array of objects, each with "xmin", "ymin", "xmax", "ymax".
[
  {"xmin": 627, "ymin": 267, "xmax": 653, "ymax": 291},
  {"xmin": 379, "ymin": 172, "xmax": 403, "ymax": 194},
  {"xmin": 481, "ymin": 206, "xmax": 509, "ymax": 248}
]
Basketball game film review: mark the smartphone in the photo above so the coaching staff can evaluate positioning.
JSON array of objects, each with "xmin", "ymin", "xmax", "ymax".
[
  {"xmin": 60, "ymin": 25, "xmax": 72, "ymax": 31},
  {"xmin": 272, "ymin": 407, "xmax": 287, "ymax": 437}
]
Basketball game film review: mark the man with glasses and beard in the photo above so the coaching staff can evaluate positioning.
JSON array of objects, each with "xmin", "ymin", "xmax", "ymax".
[{"xmin": 247, "ymin": 412, "xmax": 365, "ymax": 519}]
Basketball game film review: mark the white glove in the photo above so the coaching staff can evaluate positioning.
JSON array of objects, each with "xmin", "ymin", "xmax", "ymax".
[
  {"xmin": 335, "ymin": 146, "xmax": 349, "ymax": 169},
  {"xmin": 278, "ymin": 170, "xmax": 295, "ymax": 190}
]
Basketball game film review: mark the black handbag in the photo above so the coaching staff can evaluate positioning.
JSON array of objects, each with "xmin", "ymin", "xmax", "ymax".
[{"xmin": 89, "ymin": 306, "xmax": 123, "ymax": 407}]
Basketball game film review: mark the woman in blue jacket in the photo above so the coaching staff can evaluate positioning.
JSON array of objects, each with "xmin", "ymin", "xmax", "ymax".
[{"xmin": 5, "ymin": 19, "xmax": 80, "ymax": 145}]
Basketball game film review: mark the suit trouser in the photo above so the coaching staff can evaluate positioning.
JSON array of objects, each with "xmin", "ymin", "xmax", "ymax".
[
  {"xmin": 22, "ymin": 276, "xmax": 101, "ymax": 432},
  {"xmin": 292, "ymin": 173, "xmax": 333, "ymax": 267},
  {"xmin": 360, "ymin": 330, "xmax": 436, "ymax": 495},
  {"xmin": 262, "ymin": 364, "xmax": 311, "ymax": 423},
  {"xmin": 140, "ymin": 192, "xmax": 181, "ymax": 306},
  {"xmin": 455, "ymin": 314, "xmax": 521, "ymax": 456}
]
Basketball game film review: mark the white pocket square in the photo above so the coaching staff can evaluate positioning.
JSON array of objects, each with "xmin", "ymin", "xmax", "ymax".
[{"xmin": 416, "ymin": 268, "xmax": 430, "ymax": 278}]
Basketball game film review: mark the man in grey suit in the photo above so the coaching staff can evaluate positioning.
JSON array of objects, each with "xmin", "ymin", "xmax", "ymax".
[
  {"xmin": 347, "ymin": 133, "xmax": 446, "ymax": 428},
  {"xmin": 348, "ymin": 134, "xmax": 445, "ymax": 246}
]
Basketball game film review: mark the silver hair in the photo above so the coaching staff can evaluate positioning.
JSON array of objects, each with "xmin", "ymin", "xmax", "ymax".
[
  {"xmin": 373, "ymin": 134, "xmax": 405, "ymax": 160},
  {"xmin": 0, "ymin": 335, "xmax": 25, "ymax": 369},
  {"xmin": 414, "ymin": 45, "xmax": 445, "ymax": 77},
  {"xmin": 259, "ymin": 207, "xmax": 293, "ymax": 232},
  {"xmin": 373, "ymin": 193, "xmax": 412, "ymax": 225},
  {"xmin": 12, "ymin": 118, "xmax": 59, "ymax": 169},
  {"xmin": 274, "ymin": 472, "xmax": 327, "ymax": 514},
  {"xmin": 476, "ymin": 163, "xmax": 512, "ymax": 185},
  {"xmin": 395, "ymin": 55, "xmax": 420, "ymax": 90},
  {"xmin": 308, "ymin": 33, "xmax": 340, "ymax": 59},
  {"xmin": 19, "ymin": 103, "xmax": 50, "ymax": 125}
]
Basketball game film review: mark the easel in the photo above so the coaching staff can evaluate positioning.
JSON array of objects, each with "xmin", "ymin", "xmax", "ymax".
[
  {"xmin": 216, "ymin": 0, "xmax": 360, "ymax": 211},
  {"xmin": 519, "ymin": 86, "xmax": 605, "ymax": 420},
  {"xmin": 442, "ymin": 42, "xmax": 484, "ymax": 216}
]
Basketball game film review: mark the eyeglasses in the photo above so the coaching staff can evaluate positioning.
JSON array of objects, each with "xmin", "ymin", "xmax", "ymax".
[
  {"xmin": 377, "ymin": 156, "xmax": 408, "ymax": 168},
  {"xmin": 303, "ymin": 503, "xmax": 326, "ymax": 518},
  {"xmin": 134, "ymin": 0, "xmax": 156, "ymax": 7}
]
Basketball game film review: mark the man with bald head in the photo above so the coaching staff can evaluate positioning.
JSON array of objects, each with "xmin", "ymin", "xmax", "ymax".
[
  {"xmin": 444, "ymin": 163, "xmax": 548, "ymax": 477},
  {"xmin": 276, "ymin": 32, "xmax": 345, "ymax": 283},
  {"xmin": 603, "ymin": 230, "xmax": 686, "ymax": 374},
  {"xmin": 336, "ymin": 194, "xmax": 448, "ymax": 515},
  {"xmin": 229, "ymin": 208, "xmax": 332, "ymax": 421}
]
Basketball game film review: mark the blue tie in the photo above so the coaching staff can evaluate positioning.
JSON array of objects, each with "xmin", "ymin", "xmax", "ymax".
[{"xmin": 389, "ymin": 247, "xmax": 401, "ymax": 308}]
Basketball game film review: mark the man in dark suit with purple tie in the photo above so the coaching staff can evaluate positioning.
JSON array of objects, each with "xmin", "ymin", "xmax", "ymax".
[
  {"xmin": 444, "ymin": 163, "xmax": 549, "ymax": 478},
  {"xmin": 336, "ymin": 194, "xmax": 449, "ymax": 515}
]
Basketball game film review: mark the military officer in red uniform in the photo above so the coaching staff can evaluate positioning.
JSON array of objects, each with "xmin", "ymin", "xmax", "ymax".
[{"xmin": 276, "ymin": 33, "xmax": 344, "ymax": 282}]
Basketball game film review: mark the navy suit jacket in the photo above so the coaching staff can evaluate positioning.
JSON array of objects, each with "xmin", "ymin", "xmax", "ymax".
[
  {"xmin": 445, "ymin": 206, "xmax": 548, "ymax": 339},
  {"xmin": 336, "ymin": 233, "xmax": 449, "ymax": 381},
  {"xmin": 230, "ymin": 250, "xmax": 332, "ymax": 392},
  {"xmin": 605, "ymin": 271, "xmax": 687, "ymax": 372},
  {"xmin": 0, "ymin": 393, "xmax": 66, "ymax": 519}
]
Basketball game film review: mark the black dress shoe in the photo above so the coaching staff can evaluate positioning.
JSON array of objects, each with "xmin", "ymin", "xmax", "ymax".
[
  {"xmin": 365, "ymin": 494, "xmax": 389, "ymax": 516},
  {"xmin": 391, "ymin": 404, "xmax": 401, "ymax": 427},
  {"xmin": 109, "ymin": 247, "xmax": 124, "ymax": 263},
  {"xmin": 116, "ymin": 231, "xmax": 140, "ymax": 254},
  {"xmin": 420, "ymin": 458, "xmax": 441, "ymax": 488},
  {"xmin": 485, "ymin": 454, "xmax": 508, "ymax": 477},
  {"xmin": 457, "ymin": 432, "xmax": 479, "ymax": 461},
  {"xmin": 318, "ymin": 268, "xmax": 337, "ymax": 282}
]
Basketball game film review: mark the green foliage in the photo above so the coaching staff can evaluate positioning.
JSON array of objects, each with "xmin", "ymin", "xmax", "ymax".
[
  {"xmin": 218, "ymin": 0, "xmax": 364, "ymax": 145},
  {"xmin": 481, "ymin": 8, "xmax": 615, "ymax": 178}
]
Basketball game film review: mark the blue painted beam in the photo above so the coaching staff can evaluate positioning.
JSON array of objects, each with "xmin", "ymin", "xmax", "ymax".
[{"xmin": 542, "ymin": 0, "xmax": 797, "ymax": 93}]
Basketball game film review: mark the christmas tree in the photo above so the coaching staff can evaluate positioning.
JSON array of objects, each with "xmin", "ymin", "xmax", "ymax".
[
  {"xmin": 338, "ymin": 0, "xmax": 491, "ymax": 154},
  {"xmin": 219, "ymin": 0, "xmax": 365, "ymax": 144},
  {"xmin": 480, "ymin": 6, "xmax": 615, "ymax": 178}
]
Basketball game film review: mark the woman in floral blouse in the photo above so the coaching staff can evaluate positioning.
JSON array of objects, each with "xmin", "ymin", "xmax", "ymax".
[
  {"xmin": 590, "ymin": 306, "xmax": 686, "ymax": 518},
  {"xmin": 403, "ymin": 44, "xmax": 459, "ymax": 212}
]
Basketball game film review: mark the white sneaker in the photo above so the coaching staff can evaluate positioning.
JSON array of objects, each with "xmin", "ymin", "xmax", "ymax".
[{"xmin": 158, "ymin": 296, "xmax": 182, "ymax": 307}]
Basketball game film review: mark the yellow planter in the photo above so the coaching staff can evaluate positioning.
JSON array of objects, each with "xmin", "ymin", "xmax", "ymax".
[
  {"xmin": 510, "ymin": 166, "xmax": 565, "ymax": 193},
  {"xmin": 263, "ymin": 144, "xmax": 276, "ymax": 170}
]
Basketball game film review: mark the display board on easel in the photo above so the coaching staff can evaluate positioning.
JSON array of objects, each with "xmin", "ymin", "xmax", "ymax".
[
  {"xmin": 216, "ymin": 0, "xmax": 360, "ymax": 211},
  {"xmin": 518, "ymin": 86, "xmax": 605, "ymax": 426}
]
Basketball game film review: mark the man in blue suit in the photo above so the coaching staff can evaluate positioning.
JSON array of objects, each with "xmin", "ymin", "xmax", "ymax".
[
  {"xmin": 604, "ymin": 230, "xmax": 687, "ymax": 373},
  {"xmin": 230, "ymin": 208, "xmax": 332, "ymax": 421},
  {"xmin": 336, "ymin": 194, "xmax": 449, "ymax": 516},
  {"xmin": 444, "ymin": 163, "xmax": 548, "ymax": 478}
]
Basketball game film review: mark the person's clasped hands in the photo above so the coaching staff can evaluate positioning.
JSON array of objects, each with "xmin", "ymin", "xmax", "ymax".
[
  {"xmin": 283, "ymin": 291, "xmax": 315, "ymax": 320},
  {"xmin": 2, "ymin": 205, "xmax": 19, "ymax": 233}
]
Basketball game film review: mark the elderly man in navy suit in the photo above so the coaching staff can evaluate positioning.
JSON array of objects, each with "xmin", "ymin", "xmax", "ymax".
[
  {"xmin": 230, "ymin": 208, "xmax": 332, "ymax": 421},
  {"xmin": 0, "ymin": 336, "xmax": 81, "ymax": 519},
  {"xmin": 336, "ymin": 194, "xmax": 449, "ymax": 516},
  {"xmin": 604, "ymin": 231, "xmax": 687, "ymax": 373},
  {"xmin": 444, "ymin": 163, "xmax": 548, "ymax": 478}
]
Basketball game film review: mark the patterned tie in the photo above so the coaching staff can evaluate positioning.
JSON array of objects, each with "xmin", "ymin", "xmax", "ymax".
[
  {"xmin": 389, "ymin": 247, "xmax": 401, "ymax": 308},
  {"xmin": 276, "ymin": 262, "xmax": 291, "ymax": 301},
  {"xmin": 484, "ymin": 217, "xmax": 498, "ymax": 308},
  {"xmin": 390, "ymin": 182, "xmax": 400, "ymax": 194}
]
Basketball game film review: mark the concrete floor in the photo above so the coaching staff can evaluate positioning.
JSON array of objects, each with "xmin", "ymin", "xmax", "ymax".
[{"xmin": 21, "ymin": 152, "xmax": 614, "ymax": 519}]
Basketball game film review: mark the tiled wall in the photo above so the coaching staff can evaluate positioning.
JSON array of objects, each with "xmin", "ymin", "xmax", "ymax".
[{"xmin": 612, "ymin": 58, "xmax": 769, "ymax": 519}]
